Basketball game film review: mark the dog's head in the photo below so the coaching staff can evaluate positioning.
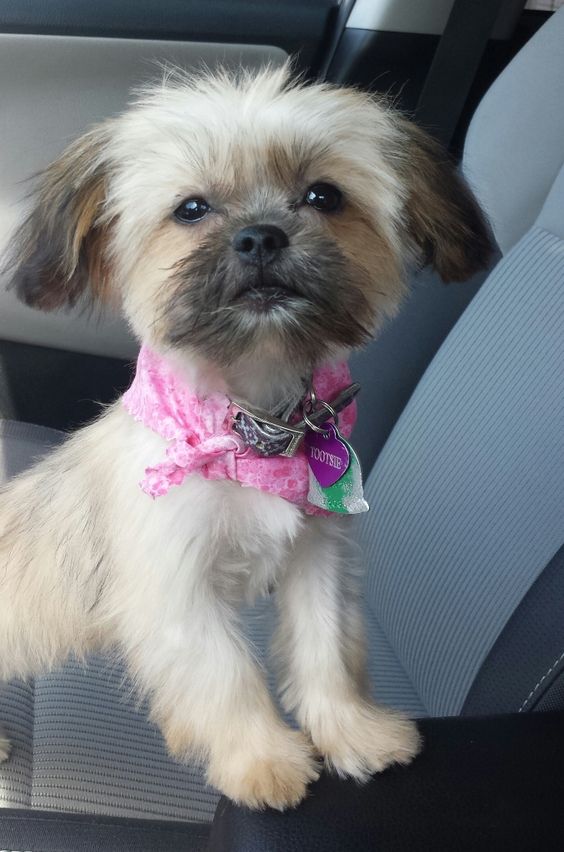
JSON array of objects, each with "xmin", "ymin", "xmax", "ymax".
[{"xmin": 5, "ymin": 64, "xmax": 492, "ymax": 380}]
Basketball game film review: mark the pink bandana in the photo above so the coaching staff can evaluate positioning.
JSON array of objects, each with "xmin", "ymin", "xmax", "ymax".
[{"xmin": 123, "ymin": 346, "xmax": 357, "ymax": 515}]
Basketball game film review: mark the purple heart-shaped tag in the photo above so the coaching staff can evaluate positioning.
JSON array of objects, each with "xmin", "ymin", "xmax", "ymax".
[{"xmin": 304, "ymin": 423, "xmax": 350, "ymax": 488}]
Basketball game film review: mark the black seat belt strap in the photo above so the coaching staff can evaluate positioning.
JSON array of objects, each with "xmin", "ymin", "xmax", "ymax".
[{"xmin": 416, "ymin": 0, "xmax": 516, "ymax": 148}]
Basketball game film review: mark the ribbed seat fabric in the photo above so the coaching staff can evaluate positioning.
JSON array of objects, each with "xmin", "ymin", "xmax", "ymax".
[
  {"xmin": 26, "ymin": 656, "xmax": 219, "ymax": 822},
  {"xmin": 358, "ymin": 222, "xmax": 564, "ymax": 718}
]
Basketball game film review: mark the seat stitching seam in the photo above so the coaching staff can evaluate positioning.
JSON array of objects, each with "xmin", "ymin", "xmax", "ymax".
[{"xmin": 519, "ymin": 649, "xmax": 564, "ymax": 712}]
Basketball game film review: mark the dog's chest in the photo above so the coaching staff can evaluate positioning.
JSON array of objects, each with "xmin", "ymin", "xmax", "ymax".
[
  {"xmin": 135, "ymin": 469, "xmax": 303, "ymax": 601},
  {"xmin": 113, "ymin": 408, "xmax": 305, "ymax": 601},
  {"xmin": 201, "ymin": 478, "xmax": 302, "ymax": 600}
]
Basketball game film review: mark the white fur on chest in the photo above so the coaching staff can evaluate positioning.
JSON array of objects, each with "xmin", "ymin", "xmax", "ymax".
[{"xmin": 106, "ymin": 405, "xmax": 304, "ymax": 612}]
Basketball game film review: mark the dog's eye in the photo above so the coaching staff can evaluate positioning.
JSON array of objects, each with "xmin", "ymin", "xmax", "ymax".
[
  {"xmin": 174, "ymin": 197, "xmax": 210, "ymax": 223},
  {"xmin": 304, "ymin": 183, "xmax": 342, "ymax": 213}
]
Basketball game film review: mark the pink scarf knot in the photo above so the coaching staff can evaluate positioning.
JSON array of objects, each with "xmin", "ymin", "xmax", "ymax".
[{"xmin": 123, "ymin": 346, "xmax": 356, "ymax": 515}]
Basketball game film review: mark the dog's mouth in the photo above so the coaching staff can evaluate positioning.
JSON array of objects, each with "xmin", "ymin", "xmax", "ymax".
[
  {"xmin": 234, "ymin": 282, "xmax": 305, "ymax": 313},
  {"xmin": 166, "ymin": 247, "xmax": 374, "ymax": 364}
]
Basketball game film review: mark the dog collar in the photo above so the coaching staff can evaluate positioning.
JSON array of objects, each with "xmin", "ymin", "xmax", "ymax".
[
  {"xmin": 122, "ymin": 345, "xmax": 357, "ymax": 515},
  {"xmin": 231, "ymin": 381, "xmax": 360, "ymax": 458}
]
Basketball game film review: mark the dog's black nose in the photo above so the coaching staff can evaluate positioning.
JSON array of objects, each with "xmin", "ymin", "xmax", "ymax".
[{"xmin": 233, "ymin": 225, "xmax": 289, "ymax": 265}]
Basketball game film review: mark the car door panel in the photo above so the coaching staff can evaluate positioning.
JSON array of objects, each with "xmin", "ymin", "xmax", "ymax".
[{"xmin": 0, "ymin": 0, "xmax": 336, "ymax": 68}]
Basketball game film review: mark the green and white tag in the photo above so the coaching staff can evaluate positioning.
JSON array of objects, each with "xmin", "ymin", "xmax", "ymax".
[{"xmin": 304, "ymin": 424, "xmax": 369, "ymax": 515}]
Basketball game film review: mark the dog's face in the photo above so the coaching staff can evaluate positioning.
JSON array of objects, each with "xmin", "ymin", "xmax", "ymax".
[{"xmin": 6, "ymin": 65, "xmax": 492, "ymax": 377}]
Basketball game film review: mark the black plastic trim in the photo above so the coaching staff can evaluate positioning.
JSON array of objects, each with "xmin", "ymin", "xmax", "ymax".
[
  {"xmin": 0, "ymin": 339, "xmax": 132, "ymax": 431},
  {"xmin": 326, "ymin": 12, "xmax": 551, "ymax": 154},
  {"xmin": 0, "ymin": 0, "xmax": 338, "ymax": 72},
  {"xmin": 326, "ymin": 28, "xmax": 440, "ymax": 113},
  {"xmin": 316, "ymin": 0, "xmax": 356, "ymax": 80},
  {"xmin": 463, "ymin": 543, "xmax": 564, "ymax": 715},
  {"xmin": 210, "ymin": 712, "xmax": 564, "ymax": 852},
  {"xmin": 0, "ymin": 809, "xmax": 209, "ymax": 852}
]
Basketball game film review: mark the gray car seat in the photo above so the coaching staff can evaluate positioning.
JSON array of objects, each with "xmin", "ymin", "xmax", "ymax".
[{"xmin": 0, "ymin": 6, "xmax": 563, "ymax": 827}]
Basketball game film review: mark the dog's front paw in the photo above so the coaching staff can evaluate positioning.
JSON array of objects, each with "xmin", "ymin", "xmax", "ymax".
[
  {"xmin": 0, "ymin": 728, "xmax": 11, "ymax": 763},
  {"xmin": 311, "ymin": 701, "xmax": 421, "ymax": 782},
  {"xmin": 207, "ymin": 729, "xmax": 320, "ymax": 811}
]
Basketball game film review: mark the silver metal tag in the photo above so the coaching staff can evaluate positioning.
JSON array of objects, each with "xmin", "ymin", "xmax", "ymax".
[{"xmin": 231, "ymin": 382, "xmax": 360, "ymax": 458}]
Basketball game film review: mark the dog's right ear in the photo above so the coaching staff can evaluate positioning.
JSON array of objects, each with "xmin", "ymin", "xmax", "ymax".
[
  {"xmin": 4, "ymin": 122, "xmax": 114, "ymax": 311},
  {"xmin": 396, "ymin": 118, "xmax": 494, "ymax": 283}
]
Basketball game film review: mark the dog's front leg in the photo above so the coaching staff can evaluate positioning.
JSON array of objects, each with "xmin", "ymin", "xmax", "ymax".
[
  {"xmin": 124, "ymin": 595, "xmax": 319, "ymax": 810},
  {"xmin": 274, "ymin": 516, "xmax": 421, "ymax": 781}
]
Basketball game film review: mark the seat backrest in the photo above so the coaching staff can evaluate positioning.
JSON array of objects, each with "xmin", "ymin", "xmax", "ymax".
[
  {"xmin": 357, "ymin": 7, "xmax": 564, "ymax": 716},
  {"xmin": 463, "ymin": 6, "xmax": 564, "ymax": 254}
]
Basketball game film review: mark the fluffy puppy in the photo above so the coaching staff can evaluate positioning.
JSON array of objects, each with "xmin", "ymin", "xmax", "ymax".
[{"xmin": 0, "ymin": 64, "xmax": 492, "ymax": 809}]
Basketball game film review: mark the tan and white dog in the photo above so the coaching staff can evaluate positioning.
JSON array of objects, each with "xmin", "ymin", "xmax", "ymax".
[{"xmin": 0, "ymin": 65, "xmax": 491, "ymax": 809}]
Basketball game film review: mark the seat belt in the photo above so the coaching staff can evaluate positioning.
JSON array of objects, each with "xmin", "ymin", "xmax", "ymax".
[{"xmin": 415, "ymin": 0, "xmax": 520, "ymax": 148}]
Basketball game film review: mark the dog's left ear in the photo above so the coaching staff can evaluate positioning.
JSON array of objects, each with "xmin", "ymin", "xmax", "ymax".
[
  {"xmin": 4, "ymin": 122, "xmax": 114, "ymax": 310},
  {"xmin": 397, "ymin": 119, "xmax": 494, "ymax": 282}
]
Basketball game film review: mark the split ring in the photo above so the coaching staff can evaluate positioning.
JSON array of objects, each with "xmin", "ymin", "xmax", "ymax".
[{"xmin": 302, "ymin": 399, "xmax": 338, "ymax": 435}]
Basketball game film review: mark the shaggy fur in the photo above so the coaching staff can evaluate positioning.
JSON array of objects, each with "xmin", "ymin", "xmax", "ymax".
[{"xmin": 0, "ymin": 64, "xmax": 492, "ymax": 809}]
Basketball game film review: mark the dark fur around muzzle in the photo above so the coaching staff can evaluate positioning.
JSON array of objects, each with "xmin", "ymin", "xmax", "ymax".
[{"xmin": 162, "ymin": 230, "xmax": 374, "ymax": 367}]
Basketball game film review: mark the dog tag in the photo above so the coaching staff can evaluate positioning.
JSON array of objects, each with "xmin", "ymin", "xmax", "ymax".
[
  {"xmin": 305, "ymin": 423, "xmax": 349, "ymax": 487},
  {"xmin": 305, "ymin": 424, "xmax": 369, "ymax": 514}
]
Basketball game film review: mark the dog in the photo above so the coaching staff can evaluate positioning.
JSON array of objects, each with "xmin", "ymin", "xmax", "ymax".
[{"xmin": 0, "ymin": 64, "xmax": 492, "ymax": 810}]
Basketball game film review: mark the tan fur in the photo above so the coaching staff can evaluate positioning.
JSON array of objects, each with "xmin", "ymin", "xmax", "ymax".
[
  {"xmin": 397, "ymin": 119, "xmax": 493, "ymax": 281},
  {"xmin": 324, "ymin": 205, "xmax": 404, "ymax": 316},
  {"xmin": 123, "ymin": 222, "xmax": 207, "ymax": 345},
  {"xmin": 0, "ymin": 64, "xmax": 491, "ymax": 809}
]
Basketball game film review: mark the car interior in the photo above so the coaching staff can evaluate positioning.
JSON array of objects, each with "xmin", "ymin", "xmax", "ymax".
[{"xmin": 0, "ymin": 0, "xmax": 563, "ymax": 849}]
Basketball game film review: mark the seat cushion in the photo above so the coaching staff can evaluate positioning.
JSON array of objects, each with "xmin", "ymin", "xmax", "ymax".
[{"xmin": 0, "ymin": 419, "xmax": 425, "ymax": 822}]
